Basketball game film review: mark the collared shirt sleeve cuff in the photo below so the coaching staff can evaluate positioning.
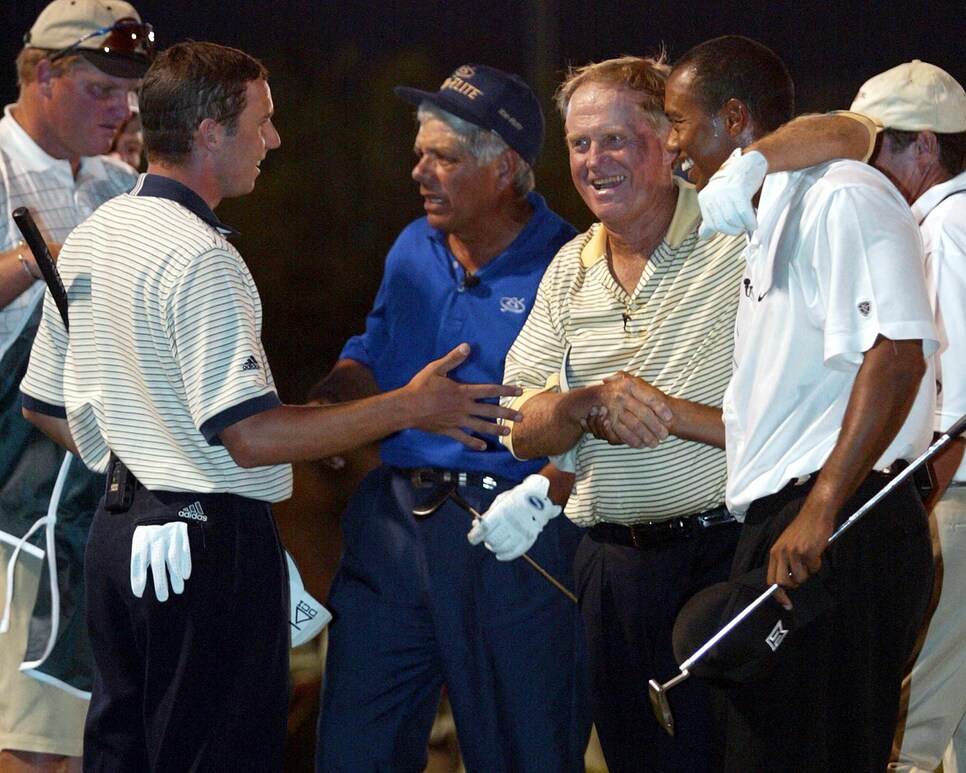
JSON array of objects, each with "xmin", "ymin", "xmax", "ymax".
[
  {"xmin": 499, "ymin": 375, "xmax": 561, "ymax": 458},
  {"xmin": 21, "ymin": 391, "xmax": 67, "ymax": 419},
  {"xmin": 201, "ymin": 392, "xmax": 282, "ymax": 445}
]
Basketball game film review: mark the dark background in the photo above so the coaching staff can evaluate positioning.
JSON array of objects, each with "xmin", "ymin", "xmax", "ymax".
[
  {"xmin": 3, "ymin": 2, "xmax": 963, "ymax": 767},
  {"xmin": 5, "ymin": 0, "xmax": 963, "ymax": 405}
]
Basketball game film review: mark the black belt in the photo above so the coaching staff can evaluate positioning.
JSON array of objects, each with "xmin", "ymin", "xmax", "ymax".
[
  {"xmin": 588, "ymin": 506, "xmax": 735, "ymax": 550},
  {"xmin": 401, "ymin": 467, "xmax": 503, "ymax": 491}
]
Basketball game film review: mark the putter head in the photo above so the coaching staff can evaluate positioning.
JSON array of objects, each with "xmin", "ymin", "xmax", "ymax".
[
  {"xmin": 412, "ymin": 481, "xmax": 456, "ymax": 520},
  {"xmin": 648, "ymin": 678, "xmax": 676, "ymax": 736}
]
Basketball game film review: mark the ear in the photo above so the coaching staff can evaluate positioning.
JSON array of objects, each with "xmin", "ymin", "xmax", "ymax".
[
  {"xmin": 35, "ymin": 57, "xmax": 55, "ymax": 97},
  {"xmin": 915, "ymin": 130, "xmax": 940, "ymax": 163},
  {"xmin": 197, "ymin": 117, "xmax": 223, "ymax": 152},
  {"xmin": 721, "ymin": 98, "xmax": 751, "ymax": 139},
  {"xmin": 494, "ymin": 148, "xmax": 515, "ymax": 190}
]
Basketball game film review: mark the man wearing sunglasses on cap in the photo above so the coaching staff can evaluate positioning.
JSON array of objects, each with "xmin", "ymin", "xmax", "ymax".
[{"xmin": 0, "ymin": 1, "xmax": 151, "ymax": 771}]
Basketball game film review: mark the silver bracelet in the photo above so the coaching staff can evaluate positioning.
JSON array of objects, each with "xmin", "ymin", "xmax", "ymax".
[{"xmin": 16, "ymin": 242, "xmax": 40, "ymax": 281}]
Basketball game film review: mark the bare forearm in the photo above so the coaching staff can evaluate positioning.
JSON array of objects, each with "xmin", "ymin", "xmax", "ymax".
[
  {"xmin": 22, "ymin": 408, "xmax": 79, "ymax": 455},
  {"xmin": 306, "ymin": 358, "xmax": 380, "ymax": 404},
  {"xmin": 666, "ymin": 397, "xmax": 725, "ymax": 448},
  {"xmin": 539, "ymin": 462, "xmax": 576, "ymax": 507},
  {"xmin": 1, "ymin": 246, "xmax": 41, "ymax": 309},
  {"xmin": 221, "ymin": 394, "xmax": 413, "ymax": 467},
  {"xmin": 747, "ymin": 113, "xmax": 874, "ymax": 173},
  {"xmin": 805, "ymin": 336, "xmax": 927, "ymax": 519},
  {"xmin": 509, "ymin": 390, "xmax": 594, "ymax": 459}
]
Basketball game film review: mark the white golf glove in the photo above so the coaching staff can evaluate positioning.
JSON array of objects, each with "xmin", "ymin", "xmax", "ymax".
[
  {"xmin": 286, "ymin": 550, "xmax": 331, "ymax": 648},
  {"xmin": 467, "ymin": 475, "xmax": 562, "ymax": 561},
  {"xmin": 130, "ymin": 522, "xmax": 192, "ymax": 602},
  {"xmin": 697, "ymin": 148, "xmax": 767, "ymax": 238}
]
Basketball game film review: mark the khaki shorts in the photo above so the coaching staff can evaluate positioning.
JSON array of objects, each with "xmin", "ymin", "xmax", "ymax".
[{"xmin": 0, "ymin": 540, "xmax": 87, "ymax": 757}]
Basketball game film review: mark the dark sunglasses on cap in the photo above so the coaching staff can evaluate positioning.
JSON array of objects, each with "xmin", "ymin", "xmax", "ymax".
[{"xmin": 46, "ymin": 18, "xmax": 155, "ymax": 65}]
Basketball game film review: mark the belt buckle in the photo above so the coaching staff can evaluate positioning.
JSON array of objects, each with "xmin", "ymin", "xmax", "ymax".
[
  {"xmin": 629, "ymin": 524, "xmax": 641, "ymax": 549},
  {"xmin": 411, "ymin": 468, "xmax": 443, "ymax": 488}
]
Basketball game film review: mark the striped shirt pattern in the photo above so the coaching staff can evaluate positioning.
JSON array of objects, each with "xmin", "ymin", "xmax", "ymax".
[
  {"xmin": 21, "ymin": 183, "xmax": 292, "ymax": 503},
  {"xmin": 503, "ymin": 180, "xmax": 744, "ymax": 525},
  {"xmin": 0, "ymin": 108, "xmax": 134, "ymax": 358}
]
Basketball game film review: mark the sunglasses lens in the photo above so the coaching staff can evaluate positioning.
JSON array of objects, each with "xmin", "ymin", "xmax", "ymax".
[{"xmin": 99, "ymin": 19, "xmax": 155, "ymax": 58}]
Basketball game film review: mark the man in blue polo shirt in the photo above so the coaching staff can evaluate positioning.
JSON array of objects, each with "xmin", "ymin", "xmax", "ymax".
[{"xmin": 310, "ymin": 65, "xmax": 590, "ymax": 772}]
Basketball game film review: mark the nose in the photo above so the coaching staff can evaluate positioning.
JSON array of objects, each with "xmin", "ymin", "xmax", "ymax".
[
  {"xmin": 411, "ymin": 155, "xmax": 431, "ymax": 183},
  {"xmin": 585, "ymin": 141, "xmax": 609, "ymax": 172},
  {"xmin": 265, "ymin": 120, "xmax": 281, "ymax": 150},
  {"xmin": 665, "ymin": 127, "xmax": 681, "ymax": 154}
]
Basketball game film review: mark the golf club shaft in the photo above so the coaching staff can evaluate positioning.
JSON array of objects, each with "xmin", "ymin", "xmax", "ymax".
[{"xmin": 451, "ymin": 489, "xmax": 578, "ymax": 605}]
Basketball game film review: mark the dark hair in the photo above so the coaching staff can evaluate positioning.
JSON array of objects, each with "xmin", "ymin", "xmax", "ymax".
[
  {"xmin": 884, "ymin": 128, "xmax": 966, "ymax": 177},
  {"xmin": 672, "ymin": 36, "xmax": 794, "ymax": 133},
  {"xmin": 139, "ymin": 41, "xmax": 268, "ymax": 164}
]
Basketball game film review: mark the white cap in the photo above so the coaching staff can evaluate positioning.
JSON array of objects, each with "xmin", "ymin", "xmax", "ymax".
[
  {"xmin": 851, "ymin": 60, "xmax": 966, "ymax": 134},
  {"xmin": 25, "ymin": 0, "xmax": 152, "ymax": 79}
]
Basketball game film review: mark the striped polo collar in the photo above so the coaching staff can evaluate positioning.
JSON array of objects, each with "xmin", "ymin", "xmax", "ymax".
[
  {"xmin": 131, "ymin": 173, "xmax": 239, "ymax": 238},
  {"xmin": 579, "ymin": 176, "xmax": 701, "ymax": 268}
]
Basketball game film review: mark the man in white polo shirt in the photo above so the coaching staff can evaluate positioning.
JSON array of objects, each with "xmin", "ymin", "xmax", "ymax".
[
  {"xmin": 639, "ymin": 47, "xmax": 939, "ymax": 771},
  {"xmin": 19, "ymin": 41, "xmax": 521, "ymax": 770},
  {"xmin": 0, "ymin": 1, "xmax": 150, "ymax": 769},
  {"xmin": 697, "ymin": 59, "xmax": 966, "ymax": 773}
]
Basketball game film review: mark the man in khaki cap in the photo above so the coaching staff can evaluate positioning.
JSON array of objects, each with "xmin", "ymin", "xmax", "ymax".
[
  {"xmin": 850, "ymin": 60, "xmax": 966, "ymax": 773},
  {"xmin": 695, "ymin": 59, "xmax": 966, "ymax": 773},
  {"xmin": 0, "ymin": 1, "xmax": 151, "ymax": 770}
]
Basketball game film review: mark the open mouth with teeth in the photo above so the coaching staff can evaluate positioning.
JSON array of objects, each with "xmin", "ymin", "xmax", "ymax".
[
  {"xmin": 679, "ymin": 158, "xmax": 695, "ymax": 172},
  {"xmin": 591, "ymin": 175, "xmax": 627, "ymax": 190}
]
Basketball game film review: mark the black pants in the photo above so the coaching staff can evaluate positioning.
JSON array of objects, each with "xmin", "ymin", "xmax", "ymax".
[
  {"xmin": 574, "ymin": 517, "xmax": 740, "ymax": 772},
  {"xmin": 83, "ymin": 485, "xmax": 289, "ymax": 772},
  {"xmin": 721, "ymin": 473, "xmax": 934, "ymax": 773}
]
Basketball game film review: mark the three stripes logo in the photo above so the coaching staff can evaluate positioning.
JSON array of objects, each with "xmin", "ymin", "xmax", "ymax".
[{"xmin": 241, "ymin": 355, "xmax": 260, "ymax": 372}]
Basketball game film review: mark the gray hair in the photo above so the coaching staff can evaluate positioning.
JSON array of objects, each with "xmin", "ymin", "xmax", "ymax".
[{"xmin": 416, "ymin": 102, "xmax": 535, "ymax": 195}]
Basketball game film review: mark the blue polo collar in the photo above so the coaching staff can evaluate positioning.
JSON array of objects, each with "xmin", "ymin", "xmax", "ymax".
[{"xmin": 130, "ymin": 174, "xmax": 240, "ymax": 238}]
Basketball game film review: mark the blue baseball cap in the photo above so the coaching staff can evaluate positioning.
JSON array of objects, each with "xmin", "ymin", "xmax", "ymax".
[{"xmin": 395, "ymin": 64, "xmax": 545, "ymax": 166}]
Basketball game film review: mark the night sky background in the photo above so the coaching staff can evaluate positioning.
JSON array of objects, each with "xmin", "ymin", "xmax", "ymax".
[
  {"xmin": 4, "ymin": 0, "xmax": 964, "ymax": 400},
  {"xmin": 2, "ymin": 2, "xmax": 963, "ymax": 767}
]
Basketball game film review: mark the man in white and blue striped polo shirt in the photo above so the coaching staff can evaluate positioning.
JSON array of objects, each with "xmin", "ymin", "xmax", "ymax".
[
  {"xmin": 490, "ymin": 46, "xmax": 794, "ymax": 772},
  {"xmin": 20, "ymin": 42, "xmax": 520, "ymax": 771}
]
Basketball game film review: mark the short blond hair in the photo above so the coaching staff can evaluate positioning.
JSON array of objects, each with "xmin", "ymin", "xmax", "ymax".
[
  {"xmin": 16, "ymin": 47, "xmax": 82, "ymax": 88},
  {"xmin": 555, "ymin": 54, "xmax": 671, "ymax": 134}
]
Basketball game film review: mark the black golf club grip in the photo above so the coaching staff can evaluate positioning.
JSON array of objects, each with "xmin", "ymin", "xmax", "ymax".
[{"xmin": 12, "ymin": 206, "xmax": 69, "ymax": 330}]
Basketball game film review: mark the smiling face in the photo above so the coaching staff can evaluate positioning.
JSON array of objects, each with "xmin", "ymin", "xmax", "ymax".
[
  {"xmin": 664, "ymin": 67, "xmax": 736, "ymax": 191},
  {"xmin": 564, "ymin": 81, "xmax": 676, "ymax": 230},
  {"xmin": 410, "ymin": 115, "xmax": 502, "ymax": 237},
  {"xmin": 212, "ymin": 78, "xmax": 280, "ymax": 199},
  {"xmin": 45, "ymin": 59, "xmax": 140, "ymax": 161}
]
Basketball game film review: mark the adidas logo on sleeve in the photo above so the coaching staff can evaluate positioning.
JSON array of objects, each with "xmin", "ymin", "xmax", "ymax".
[{"xmin": 241, "ymin": 355, "xmax": 260, "ymax": 372}]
